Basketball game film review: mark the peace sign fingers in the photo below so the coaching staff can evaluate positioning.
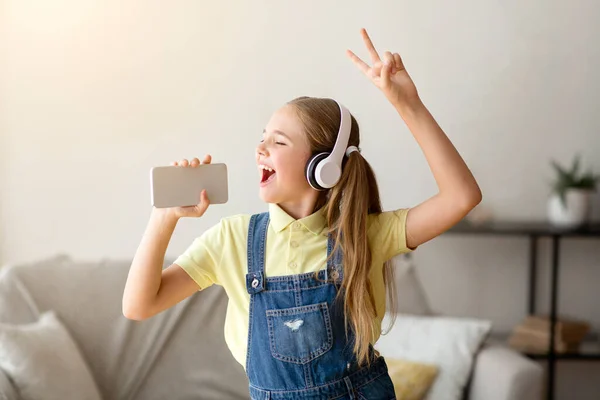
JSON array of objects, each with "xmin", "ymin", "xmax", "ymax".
[
  {"xmin": 360, "ymin": 28, "xmax": 382, "ymax": 65},
  {"xmin": 346, "ymin": 28, "xmax": 385, "ymax": 80},
  {"xmin": 346, "ymin": 28, "xmax": 419, "ymax": 107}
]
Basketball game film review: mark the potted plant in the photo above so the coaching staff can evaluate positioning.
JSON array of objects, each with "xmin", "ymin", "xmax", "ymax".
[{"xmin": 547, "ymin": 154, "xmax": 598, "ymax": 228}]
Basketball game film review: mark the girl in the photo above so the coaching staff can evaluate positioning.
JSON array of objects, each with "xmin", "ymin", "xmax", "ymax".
[{"xmin": 123, "ymin": 28, "xmax": 482, "ymax": 400}]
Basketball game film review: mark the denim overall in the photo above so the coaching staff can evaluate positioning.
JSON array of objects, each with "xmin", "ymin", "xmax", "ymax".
[{"xmin": 245, "ymin": 212, "xmax": 396, "ymax": 400}]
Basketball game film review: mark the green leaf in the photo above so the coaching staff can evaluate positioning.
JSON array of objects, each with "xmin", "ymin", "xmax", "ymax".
[
  {"xmin": 578, "ymin": 170, "xmax": 598, "ymax": 189},
  {"xmin": 551, "ymin": 160, "xmax": 571, "ymax": 184},
  {"xmin": 571, "ymin": 153, "xmax": 581, "ymax": 177}
]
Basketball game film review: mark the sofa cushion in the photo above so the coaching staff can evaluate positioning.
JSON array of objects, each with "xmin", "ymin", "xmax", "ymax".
[
  {"xmin": 0, "ymin": 254, "xmax": 73, "ymax": 325},
  {"xmin": 0, "ymin": 254, "xmax": 250, "ymax": 400},
  {"xmin": 0, "ymin": 310, "xmax": 102, "ymax": 400},
  {"xmin": 375, "ymin": 313, "xmax": 491, "ymax": 400},
  {"xmin": 0, "ymin": 367, "xmax": 19, "ymax": 400}
]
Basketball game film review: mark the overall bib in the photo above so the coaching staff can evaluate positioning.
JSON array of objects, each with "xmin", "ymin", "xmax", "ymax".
[{"xmin": 245, "ymin": 212, "xmax": 396, "ymax": 400}]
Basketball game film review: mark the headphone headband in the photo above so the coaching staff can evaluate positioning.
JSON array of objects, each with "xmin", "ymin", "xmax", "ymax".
[{"xmin": 327, "ymin": 102, "xmax": 352, "ymax": 168}]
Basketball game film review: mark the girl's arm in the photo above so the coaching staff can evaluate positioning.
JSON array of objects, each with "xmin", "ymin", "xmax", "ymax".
[
  {"xmin": 122, "ymin": 157, "xmax": 211, "ymax": 320},
  {"xmin": 395, "ymin": 99, "xmax": 481, "ymax": 249},
  {"xmin": 347, "ymin": 28, "xmax": 482, "ymax": 249},
  {"xmin": 122, "ymin": 208, "xmax": 197, "ymax": 320}
]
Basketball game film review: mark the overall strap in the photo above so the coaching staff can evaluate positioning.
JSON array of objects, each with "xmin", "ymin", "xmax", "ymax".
[{"xmin": 246, "ymin": 212, "xmax": 270, "ymax": 294}]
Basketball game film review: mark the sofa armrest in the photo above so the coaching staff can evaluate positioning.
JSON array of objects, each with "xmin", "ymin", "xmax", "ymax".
[
  {"xmin": 468, "ymin": 344, "xmax": 544, "ymax": 400},
  {"xmin": 0, "ymin": 368, "xmax": 19, "ymax": 400}
]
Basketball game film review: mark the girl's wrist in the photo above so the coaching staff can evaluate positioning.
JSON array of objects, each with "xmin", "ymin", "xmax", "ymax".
[
  {"xmin": 393, "ymin": 96, "xmax": 425, "ymax": 121},
  {"xmin": 151, "ymin": 207, "xmax": 180, "ymax": 225}
]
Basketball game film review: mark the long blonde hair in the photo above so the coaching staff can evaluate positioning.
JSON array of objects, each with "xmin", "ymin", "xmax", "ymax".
[{"xmin": 287, "ymin": 96, "xmax": 397, "ymax": 367}]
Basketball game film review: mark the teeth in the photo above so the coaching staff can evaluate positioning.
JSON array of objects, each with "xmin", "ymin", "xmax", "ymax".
[{"xmin": 259, "ymin": 165, "xmax": 275, "ymax": 172}]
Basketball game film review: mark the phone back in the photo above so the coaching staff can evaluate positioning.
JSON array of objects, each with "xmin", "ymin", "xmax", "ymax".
[{"xmin": 150, "ymin": 163, "xmax": 228, "ymax": 208}]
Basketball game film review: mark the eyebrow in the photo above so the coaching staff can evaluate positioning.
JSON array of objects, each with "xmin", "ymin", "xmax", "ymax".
[{"xmin": 263, "ymin": 129, "xmax": 292, "ymax": 141}]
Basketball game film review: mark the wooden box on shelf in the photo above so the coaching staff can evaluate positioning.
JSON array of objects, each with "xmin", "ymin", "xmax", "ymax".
[{"xmin": 507, "ymin": 314, "xmax": 591, "ymax": 354}]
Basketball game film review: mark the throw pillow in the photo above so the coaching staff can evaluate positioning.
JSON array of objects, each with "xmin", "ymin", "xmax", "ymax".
[
  {"xmin": 386, "ymin": 358, "xmax": 438, "ymax": 400},
  {"xmin": 376, "ymin": 313, "xmax": 492, "ymax": 400},
  {"xmin": 0, "ymin": 310, "xmax": 102, "ymax": 400}
]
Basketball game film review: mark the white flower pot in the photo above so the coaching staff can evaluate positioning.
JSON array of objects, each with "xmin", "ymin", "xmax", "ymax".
[{"xmin": 547, "ymin": 188, "xmax": 592, "ymax": 228}]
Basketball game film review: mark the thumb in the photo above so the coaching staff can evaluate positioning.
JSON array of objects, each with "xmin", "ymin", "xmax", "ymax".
[{"xmin": 197, "ymin": 189, "xmax": 210, "ymax": 213}]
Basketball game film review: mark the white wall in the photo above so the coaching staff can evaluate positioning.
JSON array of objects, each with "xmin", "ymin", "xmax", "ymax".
[{"xmin": 2, "ymin": 1, "xmax": 599, "ymax": 398}]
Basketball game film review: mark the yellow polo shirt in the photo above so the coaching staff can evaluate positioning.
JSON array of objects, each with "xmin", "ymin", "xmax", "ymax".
[{"xmin": 174, "ymin": 203, "xmax": 412, "ymax": 369}]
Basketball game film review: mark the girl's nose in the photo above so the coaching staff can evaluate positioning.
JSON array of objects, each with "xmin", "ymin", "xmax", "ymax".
[{"xmin": 256, "ymin": 142, "xmax": 268, "ymax": 157}]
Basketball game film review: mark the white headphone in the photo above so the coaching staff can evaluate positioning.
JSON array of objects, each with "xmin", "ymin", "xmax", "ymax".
[{"xmin": 305, "ymin": 101, "xmax": 355, "ymax": 191}]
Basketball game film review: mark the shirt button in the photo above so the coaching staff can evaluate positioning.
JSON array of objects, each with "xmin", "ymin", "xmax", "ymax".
[
  {"xmin": 289, "ymin": 261, "xmax": 297, "ymax": 269},
  {"xmin": 290, "ymin": 241, "xmax": 299, "ymax": 248},
  {"xmin": 293, "ymin": 222, "xmax": 301, "ymax": 229}
]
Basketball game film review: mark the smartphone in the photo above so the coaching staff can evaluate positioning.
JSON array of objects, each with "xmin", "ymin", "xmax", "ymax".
[{"xmin": 150, "ymin": 163, "xmax": 229, "ymax": 208}]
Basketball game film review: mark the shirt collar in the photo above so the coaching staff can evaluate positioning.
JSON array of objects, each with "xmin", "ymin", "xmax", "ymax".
[{"xmin": 268, "ymin": 203, "xmax": 327, "ymax": 236}]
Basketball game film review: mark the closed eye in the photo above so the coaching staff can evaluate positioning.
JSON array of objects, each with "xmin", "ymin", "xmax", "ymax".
[{"xmin": 259, "ymin": 138, "xmax": 286, "ymax": 146}]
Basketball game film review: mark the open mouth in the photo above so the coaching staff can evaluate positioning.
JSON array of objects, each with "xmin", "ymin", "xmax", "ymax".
[{"xmin": 260, "ymin": 165, "xmax": 276, "ymax": 185}]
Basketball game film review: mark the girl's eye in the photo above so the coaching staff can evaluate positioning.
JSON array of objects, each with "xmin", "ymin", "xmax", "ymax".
[{"xmin": 258, "ymin": 138, "xmax": 285, "ymax": 146}]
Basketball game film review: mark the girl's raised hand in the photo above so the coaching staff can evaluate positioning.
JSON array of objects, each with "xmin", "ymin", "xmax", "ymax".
[{"xmin": 347, "ymin": 28, "xmax": 419, "ymax": 108}]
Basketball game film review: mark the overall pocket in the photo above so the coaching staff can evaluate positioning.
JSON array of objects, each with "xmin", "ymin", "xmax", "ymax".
[{"xmin": 266, "ymin": 302, "xmax": 333, "ymax": 364}]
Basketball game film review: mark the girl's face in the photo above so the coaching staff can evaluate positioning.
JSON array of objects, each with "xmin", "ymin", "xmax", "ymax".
[{"xmin": 256, "ymin": 105, "xmax": 316, "ymax": 207}]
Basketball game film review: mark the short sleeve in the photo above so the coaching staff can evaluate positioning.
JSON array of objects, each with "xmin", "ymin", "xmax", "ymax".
[
  {"xmin": 368, "ymin": 208, "xmax": 413, "ymax": 262},
  {"xmin": 173, "ymin": 221, "xmax": 224, "ymax": 290}
]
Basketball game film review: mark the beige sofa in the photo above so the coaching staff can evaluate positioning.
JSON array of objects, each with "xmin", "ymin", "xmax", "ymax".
[{"xmin": 0, "ymin": 254, "xmax": 543, "ymax": 399}]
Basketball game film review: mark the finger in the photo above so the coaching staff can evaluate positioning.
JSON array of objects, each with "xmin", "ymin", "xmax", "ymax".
[
  {"xmin": 381, "ymin": 62, "xmax": 391, "ymax": 87},
  {"xmin": 171, "ymin": 161, "xmax": 178, "ymax": 166},
  {"xmin": 383, "ymin": 51, "xmax": 394, "ymax": 73},
  {"xmin": 202, "ymin": 189, "xmax": 210, "ymax": 205},
  {"xmin": 190, "ymin": 157, "xmax": 200, "ymax": 167},
  {"xmin": 180, "ymin": 158, "xmax": 189, "ymax": 167},
  {"xmin": 393, "ymin": 53, "xmax": 405, "ymax": 71},
  {"xmin": 361, "ymin": 28, "xmax": 381, "ymax": 64},
  {"xmin": 346, "ymin": 49, "xmax": 370, "ymax": 76},
  {"xmin": 197, "ymin": 190, "xmax": 210, "ymax": 214},
  {"xmin": 383, "ymin": 51, "xmax": 393, "ymax": 64},
  {"xmin": 201, "ymin": 154, "xmax": 212, "ymax": 164}
]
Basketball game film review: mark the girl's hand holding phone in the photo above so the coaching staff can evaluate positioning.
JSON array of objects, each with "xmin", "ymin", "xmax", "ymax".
[{"xmin": 163, "ymin": 154, "xmax": 212, "ymax": 219}]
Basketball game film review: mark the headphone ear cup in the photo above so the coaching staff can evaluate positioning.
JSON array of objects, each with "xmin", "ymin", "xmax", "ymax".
[{"xmin": 305, "ymin": 152, "xmax": 329, "ymax": 191}]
